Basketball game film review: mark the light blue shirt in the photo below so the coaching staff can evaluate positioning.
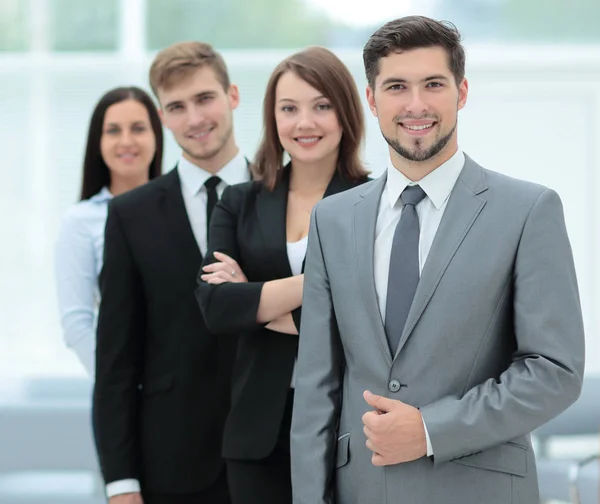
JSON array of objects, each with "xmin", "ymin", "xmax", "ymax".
[{"xmin": 55, "ymin": 187, "xmax": 113, "ymax": 376}]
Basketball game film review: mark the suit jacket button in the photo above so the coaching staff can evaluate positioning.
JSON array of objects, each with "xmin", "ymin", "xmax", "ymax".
[{"xmin": 388, "ymin": 380, "xmax": 401, "ymax": 392}]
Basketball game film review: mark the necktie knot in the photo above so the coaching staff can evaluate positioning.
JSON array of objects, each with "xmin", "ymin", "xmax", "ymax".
[
  {"xmin": 204, "ymin": 176, "xmax": 221, "ymax": 191},
  {"xmin": 401, "ymin": 185, "xmax": 426, "ymax": 207}
]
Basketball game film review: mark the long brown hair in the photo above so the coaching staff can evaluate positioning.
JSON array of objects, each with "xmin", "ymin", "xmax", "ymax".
[
  {"xmin": 80, "ymin": 87, "xmax": 163, "ymax": 200},
  {"xmin": 253, "ymin": 46, "xmax": 369, "ymax": 190}
]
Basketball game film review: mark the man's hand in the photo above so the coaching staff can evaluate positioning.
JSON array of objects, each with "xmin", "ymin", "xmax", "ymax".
[
  {"xmin": 362, "ymin": 390, "xmax": 427, "ymax": 466},
  {"xmin": 201, "ymin": 251, "xmax": 248, "ymax": 284},
  {"xmin": 109, "ymin": 492, "xmax": 144, "ymax": 504}
]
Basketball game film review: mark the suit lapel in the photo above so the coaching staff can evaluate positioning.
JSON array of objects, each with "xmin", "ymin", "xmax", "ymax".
[
  {"xmin": 353, "ymin": 175, "xmax": 392, "ymax": 364},
  {"xmin": 160, "ymin": 168, "xmax": 203, "ymax": 268},
  {"xmin": 299, "ymin": 170, "xmax": 366, "ymax": 273},
  {"xmin": 394, "ymin": 156, "xmax": 489, "ymax": 358},
  {"xmin": 256, "ymin": 167, "xmax": 293, "ymax": 279}
]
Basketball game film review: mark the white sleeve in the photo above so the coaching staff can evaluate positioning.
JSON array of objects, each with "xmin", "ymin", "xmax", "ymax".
[
  {"xmin": 55, "ymin": 209, "xmax": 98, "ymax": 376},
  {"xmin": 106, "ymin": 479, "xmax": 141, "ymax": 497}
]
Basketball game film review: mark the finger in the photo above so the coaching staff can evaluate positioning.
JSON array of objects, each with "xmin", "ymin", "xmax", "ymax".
[
  {"xmin": 365, "ymin": 438, "xmax": 378, "ymax": 454},
  {"xmin": 202, "ymin": 263, "xmax": 224, "ymax": 272},
  {"xmin": 207, "ymin": 277, "xmax": 227, "ymax": 285},
  {"xmin": 213, "ymin": 251, "xmax": 237, "ymax": 266},
  {"xmin": 363, "ymin": 390, "xmax": 398, "ymax": 413},
  {"xmin": 362, "ymin": 410, "xmax": 381, "ymax": 429},
  {"xmin": 371, "ymin": 452, "xmax": 385, "ymax": 467},
  {"xmin": 363, "ymin": 425, "xmax": 376, "ymax": 440}
]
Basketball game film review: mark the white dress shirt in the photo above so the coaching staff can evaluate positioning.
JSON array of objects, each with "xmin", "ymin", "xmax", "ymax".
[
  {"xmin": 178, "ymin": 150, "xmax": 250, "ymax": 254},
  {"xmin": 55, "ymin": 187, "xmax": 113, "ymax": 376},
  {"xmin": 107, "ymin": 152, "xmax": 250, "ymax": 498},
  {"xmin": 374, "ymin": 149, "xmax": 465, "ymax": 456}
]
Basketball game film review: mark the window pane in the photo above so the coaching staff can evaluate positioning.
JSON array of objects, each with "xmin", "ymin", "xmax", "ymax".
[
  {"xmin": 146, "ymin": 0, "xmax": 338, "ymax": 50},
  {"xmin": 0, "ymin": 0, "xmax": 28, "ymax": 51},
  {"xmin": 50, "ymin": 0, "xmax": 119, "ymax": 51}
]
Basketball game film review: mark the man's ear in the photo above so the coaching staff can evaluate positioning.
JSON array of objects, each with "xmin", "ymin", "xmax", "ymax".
[
  {"xmin": 228, "ymin": 84, "xmax": 240, "ymax": 111},
  {"xmin": 366, "ymin": 85, "xmax": 378, "ymax": 118}
]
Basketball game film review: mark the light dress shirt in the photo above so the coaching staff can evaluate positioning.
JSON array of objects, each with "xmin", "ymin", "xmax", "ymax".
[
  {"xmin": 178, "ymin": 151, "xmax": 250, "ymax": 255},
  {"xmin": 107, "ymin": 152, "xmax": 250, "ymax": 497},
  {"xmin": 55, "ymin": 187, "xmax": 113, "ymax": 376},
  {"xmin": 374, "ymin": 149, "xmax": 465, "ymax": 457}
]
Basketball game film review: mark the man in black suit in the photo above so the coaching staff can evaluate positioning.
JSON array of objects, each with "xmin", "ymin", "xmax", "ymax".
[{"xmin": 93, "ymin": 41, "xmax": 250, "ymax": 504}]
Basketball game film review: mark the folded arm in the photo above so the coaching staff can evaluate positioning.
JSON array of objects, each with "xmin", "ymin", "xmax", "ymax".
[{"xmin": 196, "ymin": 186, "xmax": 303, "ymax": 334}]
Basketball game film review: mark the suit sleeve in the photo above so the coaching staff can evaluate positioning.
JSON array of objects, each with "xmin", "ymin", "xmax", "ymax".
[
  {"xmin": 420, "ymin": 188, "xmax": 585, "ymax": 464},
  {"xmin": 93, "ymin": 201, "xmax": 145, "ymax": 484},
  {"xmin": 195, "ymin": 186, "xmax": 265, "ymax": 334},
  {"xmin": 290, "ymin": 204, "xmax": 344, "ymax": 504}
]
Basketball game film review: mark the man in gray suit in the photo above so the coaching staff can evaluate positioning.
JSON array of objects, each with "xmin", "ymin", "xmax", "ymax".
[{"xmin": 290, "ymin": 16, "xmax": 585, "ymax": 504}]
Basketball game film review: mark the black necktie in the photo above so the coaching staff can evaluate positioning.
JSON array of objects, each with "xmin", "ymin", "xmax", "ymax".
[
  {"xmin": 384, "ymin": 185, "xmax": 427, "ymax": 354},
  {"xmin": 204, "ymin": 176, "xmax": 221, "ymax": 243}
]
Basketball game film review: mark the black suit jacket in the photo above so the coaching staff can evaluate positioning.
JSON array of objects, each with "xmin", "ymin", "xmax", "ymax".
[
  {"xmin": 195, "ymin": 167, "xmax": 368, "ymax": 460},
  {"xmin": 93, "ymin": 168, "xmax": 237, "ymax": 493}
]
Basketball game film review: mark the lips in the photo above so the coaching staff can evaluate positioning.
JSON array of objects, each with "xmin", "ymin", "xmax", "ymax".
[
  {"xmin": 116, "ymin": 152, "xmax": 139, "ymax": 162},
  {"xmin": 187, "ymin": 126, "xmax": 215, "ymax": 140},
  {"xmin": 294, "ymin": 136, "xmax": 322, "ymax": 147},
  {"xmin": 402, "ymin": 123, "xmax": 434, "ymax": 131}
]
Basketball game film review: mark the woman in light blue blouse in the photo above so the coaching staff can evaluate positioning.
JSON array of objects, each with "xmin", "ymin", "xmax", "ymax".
[{"xmin": 55, "ymin": 87, "xmax": 163, "ymax": 376}]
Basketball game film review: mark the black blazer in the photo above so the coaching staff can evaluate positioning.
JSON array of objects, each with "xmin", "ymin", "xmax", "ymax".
[
  {"xmin": 93, "ymin": 168, "xmax": 237, "ymax": 493},
  {"xmin": 195, "ymin": 166, "xmax": 368, "ymax": 460}
]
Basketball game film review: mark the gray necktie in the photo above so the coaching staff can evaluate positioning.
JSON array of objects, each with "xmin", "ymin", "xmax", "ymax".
[{"xmin": 384, "ymin": 185, "xmax": 427, "ymax": 354}]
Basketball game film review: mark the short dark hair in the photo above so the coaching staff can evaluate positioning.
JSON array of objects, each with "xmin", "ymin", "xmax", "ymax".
[
  {"xmin": 253, "ymin": 46, "xmax": 369, "ymax": 190},
  {"xmin": 80, "ymin": 87, "xmax": 163, "ymax": 200},
  {"xmin": 363, "ymin": 16, "xmax": 466, "ymax": 88}
]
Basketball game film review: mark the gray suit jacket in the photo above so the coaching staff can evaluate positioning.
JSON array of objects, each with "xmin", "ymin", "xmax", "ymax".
[{"xmin": 290, "ymin": 155, "xmax": 585, "ymax": 504}]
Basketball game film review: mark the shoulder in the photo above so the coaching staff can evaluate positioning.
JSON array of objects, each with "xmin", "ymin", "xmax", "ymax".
[
  {"xmin": 478, "ymin": 168, "xmax": 559, "ymax": 217},
  {"xmin": 109, "ymin": 170, "xmax": 175, "ymax": 213},
  {"xmin": 60, "ymin": 196, "xmax": 108, "ymax": 235},
  {"xmin": 223, "ymin": 179, "xmax": 262, "ymax": 199},
  {"xmin": 220, "ymin": 179, "xmax": 266, "ymax": 211},
  {"xmin": 319, "ymin": 177, "xmax": 379, "ymax": 212}
]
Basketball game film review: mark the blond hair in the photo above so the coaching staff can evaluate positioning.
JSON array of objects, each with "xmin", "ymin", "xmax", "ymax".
[{"xmin": 149, "ymin": 41, "xmax": 230, "ymax": 98}]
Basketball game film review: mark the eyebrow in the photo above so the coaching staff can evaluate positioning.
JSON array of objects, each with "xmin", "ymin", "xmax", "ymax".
[
  {"xmin": 105, "ymin": 120, "xmax": 146, "ymax": 128},
  {"xmin": 277, "ymin": 95, "xmax": 327, "ymax": 103},
  {"xmin": 164, "ymin": 91, "xmax": 215, "ymax": 109},
  {"xmin": 380, "ymin": 75, "xmax": 450, "ymax": 87}
]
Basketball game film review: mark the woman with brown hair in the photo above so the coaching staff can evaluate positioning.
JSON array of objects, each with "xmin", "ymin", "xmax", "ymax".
[{"xmin": 195, "ymin": 46, "xmax": 370, "ymax": 503}]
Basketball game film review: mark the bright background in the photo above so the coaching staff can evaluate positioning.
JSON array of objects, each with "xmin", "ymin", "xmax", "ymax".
[{"xmin": 0, "ymin": 5, "xmax": 598, "ymax": 494}]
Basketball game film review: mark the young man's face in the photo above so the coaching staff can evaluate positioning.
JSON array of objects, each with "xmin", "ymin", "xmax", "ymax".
[
  {"xmin": 158, "ymin": 66, "xmax": 239, "ymax": 165},
  {"xmin": 366, "ymin": 46, "xmax": 468, "ymax": 165}
]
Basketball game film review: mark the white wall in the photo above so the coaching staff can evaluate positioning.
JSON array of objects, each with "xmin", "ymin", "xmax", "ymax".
[{"xmin": 0, "ymin": 45, "xmax": 598, "ymax": 383}]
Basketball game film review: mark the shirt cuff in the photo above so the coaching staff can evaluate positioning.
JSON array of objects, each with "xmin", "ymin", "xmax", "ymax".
[
  {"xmin": 421, "ymin": 415, "xmax": 434, "ymax": 457},
  {"xmin": 106, "ymin": 479, "xmax": 141, "ymax": 497}
]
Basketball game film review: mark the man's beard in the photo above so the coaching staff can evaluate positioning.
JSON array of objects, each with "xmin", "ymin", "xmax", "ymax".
[
  {"xmin": 383, "ymin": 121, "xmax": 456, "ymax": 162},
  {"xmin": 182, "ymin": 122, "xmax": 233, "ymax": 162}
]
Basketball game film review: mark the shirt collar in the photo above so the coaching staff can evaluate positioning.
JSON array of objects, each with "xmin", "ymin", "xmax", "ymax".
[
  {"xmin": 177, "ymin": 150, "xmax": 250, "ymax": 194},
  {"xmin": 386, "ymin": 149, "xmax": 465, "ymax": 210},
  {"xmin": 89, "ymin": 186, "xmax": 113, "ymax": 203}
]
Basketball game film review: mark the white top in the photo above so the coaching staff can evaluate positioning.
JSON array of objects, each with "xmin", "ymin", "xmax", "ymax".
[
  {"xmin": 287, "ymin": 235, "xmax": 308, "ymax": 276},
  {"xmin": 107, "ymin": 152, "xmax": 250, "ymax": 498},
  {"xmin": 178, "ymin": 151, "xmax": 250, "ymax": 254},
  {"xmin": 55, "ymin": 187, "xmax": 113, "ymax": 376},
  {"xmin": 287, "ymin": 235, "xmax": 308, "ymax": 388},
  {"xmin": 373, "ymin": 148, "xmax": 465, "ymax": 456}
]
